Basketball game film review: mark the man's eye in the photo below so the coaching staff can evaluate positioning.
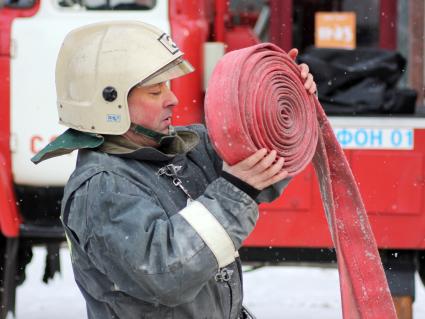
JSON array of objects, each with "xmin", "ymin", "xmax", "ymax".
[{"xmin": 149, "ymin": 91, "xmax": 161, "ymax": 96}]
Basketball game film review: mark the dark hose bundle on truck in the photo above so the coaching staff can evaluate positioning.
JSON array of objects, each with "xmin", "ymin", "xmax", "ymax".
[
  {"xmin": 298, "ymin": 47, "xmax": 417, "ymax": 115},
  {"xmin": 204, "ymin": 43, "xmax": 397, "ymax": 318}
]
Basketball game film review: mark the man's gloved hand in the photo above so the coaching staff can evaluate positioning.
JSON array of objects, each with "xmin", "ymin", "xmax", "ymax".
[{"xmin": 223, "ymin": 149, "xmax": 288, "ymax": 191}]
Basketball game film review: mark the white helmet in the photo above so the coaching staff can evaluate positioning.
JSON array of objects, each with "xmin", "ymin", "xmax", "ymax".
[{"xmin": 56, "ymin": 20, "xmax": 193, "ymax": 135}]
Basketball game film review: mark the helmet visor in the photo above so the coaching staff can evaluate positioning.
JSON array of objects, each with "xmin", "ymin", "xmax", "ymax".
[{"xmin": 141, "ymin": 58, "xmax": 194, "ymax": 86}]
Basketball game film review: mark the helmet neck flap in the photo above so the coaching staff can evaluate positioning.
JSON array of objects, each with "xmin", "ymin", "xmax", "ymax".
[{"xmin": 130, "ymin": 123, "xmax": 176, "ymax": 144}]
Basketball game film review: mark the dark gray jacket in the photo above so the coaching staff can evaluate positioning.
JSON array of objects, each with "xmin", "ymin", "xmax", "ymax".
[{"xmin": 61, "ymin": 124, "xmax": 288, "ymax": 319}]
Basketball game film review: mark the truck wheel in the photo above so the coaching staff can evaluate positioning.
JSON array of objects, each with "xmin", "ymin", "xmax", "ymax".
[
  {"xmin": 0, "ymin": 237, "xmax": 18, "ymax": 319},
  {"xmin": 0, "ymin": 237, "xmax": 32, "ymax": 319}
]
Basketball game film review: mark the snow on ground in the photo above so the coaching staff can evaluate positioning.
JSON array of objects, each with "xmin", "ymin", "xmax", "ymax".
[
  {"xmin": 15, "ymin": 247, "xmax": 425, "ymax": 318},
  {"xmin": 243, "ymin": 265, "xmax": 343, "ymax": 318}
]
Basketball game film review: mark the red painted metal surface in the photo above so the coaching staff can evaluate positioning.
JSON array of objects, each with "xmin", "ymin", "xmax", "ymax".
[
  {"xmin": 168, "ymin": 0, "xmax": 209, "ymax": 126},
  {"xmin": 269, "ymin": 0, "xmax": 293, "ymax": 52},
  {"xmin": 245, "ymin": 130, "xmax": 425, "ymax": 249},
  {"xmin": 0, "ymin": 1, "xmax": 40, "ymax": 237},
  {"xmin": 224, "ymin": 26, "xmax": 259, "ymax": 52},
  {"xmin": 0, "ymin": 0, "xmax": 423, "ymax": 256},
  {"xmin": 234, "ymin": 0, "xmax": 424, "ymax": 251},
  {"xmin": 214, "ymin": 0, "xmax": 228, "ymax": 42},
  {"xmin": 379, "ymin": 0, "xmax": 397, "ymax": 50}
]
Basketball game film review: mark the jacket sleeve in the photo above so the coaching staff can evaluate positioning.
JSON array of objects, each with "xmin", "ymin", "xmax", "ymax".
[
  {"xmin": 256, "ymin": 177, "xmax": 292, "ymax": 203},
  {"xmin": 67, "ymin": 170, "xmax": 258, "ymax": 307}
]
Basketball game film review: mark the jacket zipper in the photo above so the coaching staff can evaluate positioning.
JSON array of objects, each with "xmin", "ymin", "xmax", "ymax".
[
  {"xmin": 215, "ymin": 267, "xmax": 234, "ymax": 318},
  {"xmin": 226, "ymin": 280, "xmax": 233, "ymax": 318}
]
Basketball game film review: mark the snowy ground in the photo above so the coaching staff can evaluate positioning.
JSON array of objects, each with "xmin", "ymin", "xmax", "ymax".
[{"xmin": 15, "ymin": 247, "xmax": 425, "ymax": 318}]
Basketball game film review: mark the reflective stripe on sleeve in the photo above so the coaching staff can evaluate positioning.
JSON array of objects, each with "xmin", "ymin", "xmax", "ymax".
[{"xmin": 179, "ymin": 201, "xmax": 236, "ymax": 268}]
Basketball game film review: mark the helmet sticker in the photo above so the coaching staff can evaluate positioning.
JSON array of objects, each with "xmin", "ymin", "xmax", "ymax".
[
  {"xmin": 158, "ymin": 33, "xmax": 179, "ymax": 55},
  {"xmin": 107, "ymin": 114, "xmax": 121, "ymax": 123}
]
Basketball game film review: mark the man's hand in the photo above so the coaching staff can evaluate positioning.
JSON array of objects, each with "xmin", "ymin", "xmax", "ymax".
[
  {"xmin": 223, "ymin": 149, "xmax": 288, "ymax": 191},
  {"xmin": 288, "ymin": 48, "xmax": 317, "ymax": 95}
]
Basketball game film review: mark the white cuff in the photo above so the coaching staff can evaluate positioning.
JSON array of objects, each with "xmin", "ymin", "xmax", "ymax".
[{"xmin": 179, "ymin": 201, "xmax": 236, "ymax": 268}]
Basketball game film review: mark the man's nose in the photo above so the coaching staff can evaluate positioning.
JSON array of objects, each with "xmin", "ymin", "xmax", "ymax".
[{"xmin": 164, "ymin": 86, "xmax": 179, "ymax": 108}]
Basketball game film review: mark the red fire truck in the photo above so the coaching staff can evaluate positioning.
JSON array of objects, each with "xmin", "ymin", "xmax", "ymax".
[{"xmin": 0, "ymin": 0, "xmax": 424, "ymax": 318}]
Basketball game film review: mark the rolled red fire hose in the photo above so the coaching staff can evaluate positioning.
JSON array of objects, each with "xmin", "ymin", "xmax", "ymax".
[{"xmin": 205, "ymin": 43, "xmax": 397, "ymax": 318}]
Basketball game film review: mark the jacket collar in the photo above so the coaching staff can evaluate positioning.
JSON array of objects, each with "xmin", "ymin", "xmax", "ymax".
[
  {"xmin": 99, "ymin": 128, "xmax": 200, "ymax": 161},
  {"xmin": 31, "ymin": 127, "xmax": 199, "ymax": 164}
]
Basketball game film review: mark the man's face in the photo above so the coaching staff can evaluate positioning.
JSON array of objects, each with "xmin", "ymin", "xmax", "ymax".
[{"xmin": 127, "ymin": 82, "xmax": 178, "ymax": 134}]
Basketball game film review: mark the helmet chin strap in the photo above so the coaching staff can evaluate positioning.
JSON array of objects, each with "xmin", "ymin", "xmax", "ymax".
[{"xmin": 130, "ymin": 123, "xmax": 176, "ymax": 144}]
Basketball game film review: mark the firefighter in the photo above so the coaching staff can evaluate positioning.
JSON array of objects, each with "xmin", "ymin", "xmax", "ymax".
[{"xmin": 33, "ymin": 21, "xmax": 316, "ymax": 319}]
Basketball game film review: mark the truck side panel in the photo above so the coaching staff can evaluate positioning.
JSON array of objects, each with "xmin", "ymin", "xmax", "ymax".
[{"xmin": 245, "ymin": 118, "xmax": 425, "ymax": 249}]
